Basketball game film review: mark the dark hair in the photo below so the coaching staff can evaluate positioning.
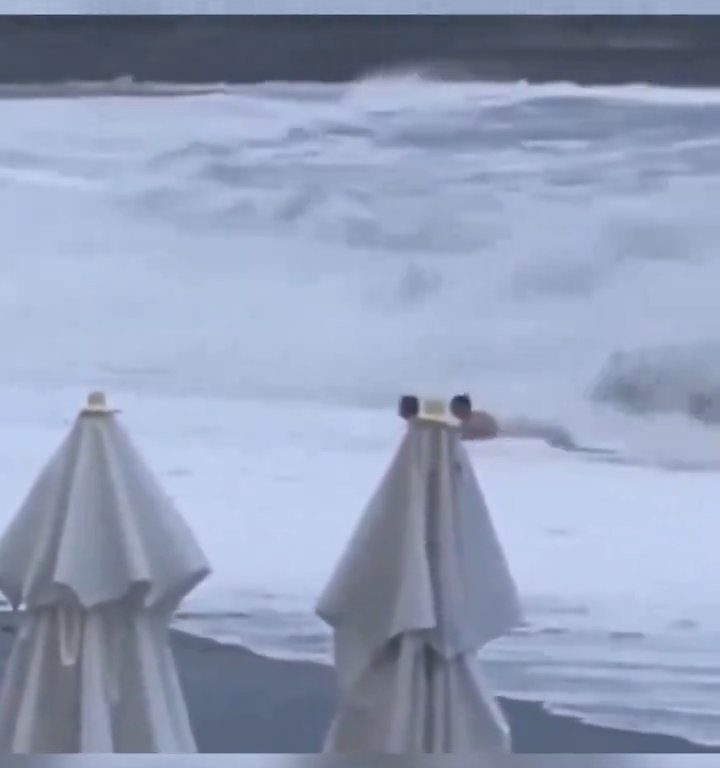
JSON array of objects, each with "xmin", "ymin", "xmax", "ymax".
[
  {"xmin": 398, "ymin": 395, "xmax": 419, "ymax": 419},
  {"xmin": 450, "ymin": 393, "xmax": 472, "ymax": 413}
]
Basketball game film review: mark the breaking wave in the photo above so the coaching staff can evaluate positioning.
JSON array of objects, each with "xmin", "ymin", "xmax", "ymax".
[
  {"xmin": 2, "ymin": 76, "xmax": 720, "ymax": 460},
  {"xmin": 592, "ymin": 345, "xmax": 720, "ymax": 425}
]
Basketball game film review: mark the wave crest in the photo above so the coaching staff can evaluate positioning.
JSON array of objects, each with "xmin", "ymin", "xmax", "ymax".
[{"xmin": 591, "ymin": 345, "xmax": 720, "ymax": 424}]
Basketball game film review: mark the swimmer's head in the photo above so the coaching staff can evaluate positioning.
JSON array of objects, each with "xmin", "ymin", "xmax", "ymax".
[
  {"xmin": 398, "ymin": 395, "xmax": 420, "ymax": 420},
  {"xmin": 450, "ymin": 393, "xmax": 472, "ymax": 421}
]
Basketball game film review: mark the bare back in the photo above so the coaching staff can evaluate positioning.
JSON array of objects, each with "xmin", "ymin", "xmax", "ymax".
[{"xmin": 460, "ymin": 410, "xmax": 499, "ymax": 440}]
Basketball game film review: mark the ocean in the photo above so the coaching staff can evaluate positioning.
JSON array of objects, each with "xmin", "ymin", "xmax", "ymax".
[{"xmin": 1, "ymin": 76, "xmax": 720, "ymax": 745}]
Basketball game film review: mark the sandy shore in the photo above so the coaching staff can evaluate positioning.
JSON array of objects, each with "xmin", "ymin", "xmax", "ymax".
[{"xmin": 0, "ymin": 613, "xmax": 714, "ymax": 753}]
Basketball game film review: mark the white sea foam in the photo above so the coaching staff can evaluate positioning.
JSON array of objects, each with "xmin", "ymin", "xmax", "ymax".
[{"xmin": 2, "ymin": 78, "xmax": 720, "ymax": 743}]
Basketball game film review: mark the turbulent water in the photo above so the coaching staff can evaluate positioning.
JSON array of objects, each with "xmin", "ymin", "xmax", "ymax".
[
  {"xmin": 2, "ymin": 77, "xmax": 720, "ymax": 744},
  {"xmin": 3, "ymin": 78, "xmax": 720, "ymax": 459}
]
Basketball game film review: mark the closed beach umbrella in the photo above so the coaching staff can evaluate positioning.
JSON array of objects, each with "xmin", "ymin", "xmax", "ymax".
[
  {"xmin": 0, "ymin": 392, "xmax": 210, "ymax": 753},
  {"xmin": 317, "ymin": 408, "xmax": 523, "ymax": 754}
]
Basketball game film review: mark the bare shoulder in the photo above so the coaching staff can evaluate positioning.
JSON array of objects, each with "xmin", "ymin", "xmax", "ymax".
[{"xmin": 463, "ymin": 410, "xmax": 499, "ymax": 439}]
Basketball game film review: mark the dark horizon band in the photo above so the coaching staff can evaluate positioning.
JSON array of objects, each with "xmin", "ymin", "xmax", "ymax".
[{"xmin": 4, "ymin": 15, "xmax": 720, "ymax": 87}]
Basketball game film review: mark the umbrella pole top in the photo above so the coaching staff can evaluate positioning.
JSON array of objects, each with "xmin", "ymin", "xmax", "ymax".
[
  {"xmin": 81, "ymin": 391, "xmax": 121, "ymax": 416},
  {"xmin": 399, "ymin": 395, "xmax": 461, "ymax": 428}
]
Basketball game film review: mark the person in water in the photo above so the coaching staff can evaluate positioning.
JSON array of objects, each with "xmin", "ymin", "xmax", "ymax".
[
  {"xmin": 449, "ymin": 393, "xmax": 499, "ymax": 440},
  {"xmin": 398, "ymin": 394, "xmax": 420, "ymax": 421},
  {"xmin": 398, "ymin": 393, "xmax": 577, "ymax": 450},
  {"xmin": 398, "ymin": 393, "xmax": 498, "ymax": 438},
  {"xmin": 451, "ymin": 393, "xmax": 577, "ymax": 449}
]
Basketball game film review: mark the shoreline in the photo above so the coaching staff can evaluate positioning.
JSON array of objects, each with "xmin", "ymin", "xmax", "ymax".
[
  {"xmin": 0, "ymin": 614, "xmax": 714, "ymax": 752},
  {"xmin": 172, "ymin": 629, "xmax": 717, "ymax": 753}
]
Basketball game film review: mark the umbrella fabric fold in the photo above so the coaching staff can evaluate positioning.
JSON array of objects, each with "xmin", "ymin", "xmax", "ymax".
[
  {"xmin": 0, "ymin": 400, "xmax": 210, "ymax": 753},
  {"xmin": 317, "ymin": 419, "xmax": 523, "ymax": 753}
]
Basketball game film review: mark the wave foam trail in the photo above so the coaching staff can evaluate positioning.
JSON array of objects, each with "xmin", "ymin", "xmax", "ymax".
[{"xmin": 2, "ymin": 78, "xmax": 720, "ymax": 461}]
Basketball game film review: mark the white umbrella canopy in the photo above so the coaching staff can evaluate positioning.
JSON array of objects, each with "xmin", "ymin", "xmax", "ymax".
[
  {"xmin": 0, "ymin": 392, "xmax": 211, "ymax": 753},
  {"xmin": 317, "ymin": 416, "xmax": 523, "ymax": 754}
]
